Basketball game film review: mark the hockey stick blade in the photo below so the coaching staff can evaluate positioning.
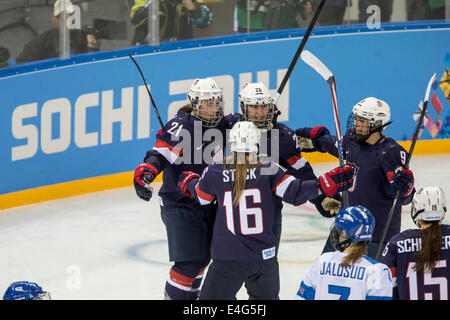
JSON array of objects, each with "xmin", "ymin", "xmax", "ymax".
[
  {"xmin": 405, "ymin": 72, "xmax": 436, "ymax": 168},
  {"xmin": 301, "ymin": 50, "xmax": 334, "ymax": 83},
  {"xmin": 424, "ymin": 73, "xmax": 437, "ymax": 103}
]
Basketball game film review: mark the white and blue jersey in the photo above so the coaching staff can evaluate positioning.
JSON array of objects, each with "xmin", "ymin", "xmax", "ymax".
[{"xmin": 296, "ymin": 251, "xmax": 393, "ymax": 300}]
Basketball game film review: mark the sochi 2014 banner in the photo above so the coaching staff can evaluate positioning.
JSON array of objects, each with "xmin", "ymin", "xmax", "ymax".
[{"xmin": 1, "ymin": 23, "xmax": 449, "ymax": 194}]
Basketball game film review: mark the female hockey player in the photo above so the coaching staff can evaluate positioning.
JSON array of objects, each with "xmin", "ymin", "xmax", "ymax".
[
  {"xmin": 178, "ymin": 121, "xmax": 355, "ymax": 299},
  {"xmin": 296, "ymin": 205, "xmax": 393, "ymax": 300},
  {"xmin": 295, "ymin": 97, "xmax": 416, "ymax": 258},
  {"xmin": 232, "ymin": 82, "xmax": 342, "ymax": 220},
  {"xmin": 380, "ymin": 186, "xmax": 449, "ymax": 300},
  {"xmin": 133, "ymin": 77, "xmax": 227, "ymax": 300}
]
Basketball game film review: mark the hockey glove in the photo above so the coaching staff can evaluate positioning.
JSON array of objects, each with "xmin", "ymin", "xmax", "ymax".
[
  {"xmin": 178, "ymin": 171, "xmax": 200, "ymax": 199},
  {"xmin": 319, "ymin": 165, "xmax": 355, "ymax": 197},
  {"xmin": 321, "ymin": 197, "xmax": 342, "ymax": 216},
  {"xmin": 295, "ymin": 126, "xmax": 330, "ymax": 152},
  {"xmin": 391, "ymin": 167, "xmax": 414, "ymax": 198},
  {"xmin": 134, "ymin": 163, "xmax": 159, "ymax": 201}
]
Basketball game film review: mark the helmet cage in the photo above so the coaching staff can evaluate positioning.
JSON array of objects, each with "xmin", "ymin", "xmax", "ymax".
[
  {"xmin": 239, "ymin": 83, "xmax": 275, "ymax": 129},
  {"xmin": 330, "ymin": 224, "xmax": 354, "ymax": 252},
  {"xmin": 331, "ymin": 205, "xmax": 375, "ymax": 251},
  {"xmin": 188, "ymin": 78, "xmax": 224, "ymax": 128},
  {"xmin": 347, "ymin": 97, "xmax": 391, "ymax": 142},
  {"xmin": 190, "ymin": 96, "xmax": 224, "ymax": 128},
  {"xmin": 346, "ymin": 113, "xmax": 384, "ymax": 143}
]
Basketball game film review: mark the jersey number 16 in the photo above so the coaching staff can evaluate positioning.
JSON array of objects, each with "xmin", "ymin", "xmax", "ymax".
[{"xmin": 223, "ymin": 189, "xmax": 263, "ymax": 236}]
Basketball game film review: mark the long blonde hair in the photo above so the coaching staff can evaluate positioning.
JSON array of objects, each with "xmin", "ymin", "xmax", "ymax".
[
  {"xmin": 225, "ymin": 152, "xmax": 260, "ymax": 207},
  {"xmin": 341, "ymin": 242, "xmax": 369, "ymax": 268}
]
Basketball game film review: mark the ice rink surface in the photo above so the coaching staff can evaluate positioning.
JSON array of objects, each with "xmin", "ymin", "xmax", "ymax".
[{"xmin": 1, "ymin": 154, "xmax": 449, "ymax": 300}]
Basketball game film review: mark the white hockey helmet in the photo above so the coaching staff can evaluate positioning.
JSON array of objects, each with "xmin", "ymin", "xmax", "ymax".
[
  {"xmin": 347, "ymin": 97, "xmax": 391, "ymax": 142},
  {"xmin": 411, "ymin": 186, "xmax": 447, "ymax": 226},
  {"xmin": 53, "ymin": 0, "xmax": 75, "ymax": 16},
  {"xmin": 352, "ymin": 97, "xmax": 391, "ymax": 127},
  {"xmin": 229, "ymin": 121, "xmax": 261, "ymax": 153},
  {"xmin": 239, "ymin": 82, "xmax": 274, "ymax": 129},
  {"xmin": 187, "ymin": 78, "xmax": 224, "ymax": 127}
]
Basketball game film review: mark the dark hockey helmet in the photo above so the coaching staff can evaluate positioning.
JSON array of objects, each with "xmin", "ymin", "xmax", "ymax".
[
  {"xmin": 3, "ymin": 281, "xmax": 51, "ymax": 300},
  {"xmin": 330, "ymin": 205, "xmax": 375, "ymax": 252}
]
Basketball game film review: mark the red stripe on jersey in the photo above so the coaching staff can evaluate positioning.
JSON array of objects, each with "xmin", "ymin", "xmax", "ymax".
[
  {"xmin": 386, "ymin": 171, "xmax": 394, "ymax": 183},
  {"xmin": 195, "ymin": 184, "xmax": 215, "ymax": 202},
  {"xmin": 197, "ymin": 268, "xmax": 206, "ymax": 277},
  {"xmin": 154, "ymin": 138, "xmax": 184, "ymax": 156},
  {"xmin": 169, "ymin": 269, "xmax": 195, "ymax": 287},
  {"xmin": 273, "ymin": 174, "xmax": 292, "ymax": 191},
  {"xmin": 286, "ymin": 154, "xmax": 302, "ymax": 166},
  {"xmin": 390, "ymin": 267, "xmax": 397, "ymax": 278}
]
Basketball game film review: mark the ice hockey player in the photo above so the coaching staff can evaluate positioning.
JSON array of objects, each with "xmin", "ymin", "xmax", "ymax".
[
  {"xmin": 178, "ymin": 121, "xmax": 356, "ymax": 299},
  {"xmin": 296, "ymin": 97, "xmax": 416, "ymax": 258},
  {"xmin": 133, "ymin": 77, "xmax": 227, "ymax": 300},
  {"xmin": 230, "ymin": 82, "xmax": 342, "ymax": 222},
  {"xmin": 296, "ymin": 205, "xmax": 393, "ymax": 300},
  {"xmin": 380, "ymin": 186, "xmax": 449, "ymax": 300}
]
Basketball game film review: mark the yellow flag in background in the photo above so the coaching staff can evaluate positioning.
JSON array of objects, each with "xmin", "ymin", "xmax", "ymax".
[{"xmin": 441, "ymin": 70, "xmax": 450, "ymax": 103}]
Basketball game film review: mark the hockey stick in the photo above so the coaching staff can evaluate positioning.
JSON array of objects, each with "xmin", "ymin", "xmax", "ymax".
[
  {"xmin": 374, "ymin": 73, "xmax": 437, "ymax": 260},
  {"xmin": 274, "ymin": 0, "xmax": 326, "ymax": 104},
  {"xmin": 128, "ymin": 54, "xmax": 165, "ymax": 130},
  {"xmin": 300, "ymin": 50, "xmax": 349, "ymax": 207}
]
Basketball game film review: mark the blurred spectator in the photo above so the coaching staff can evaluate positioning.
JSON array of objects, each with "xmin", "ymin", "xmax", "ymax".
[
  {"xmin": 425, "ymin": 0, "xmax": 446, "ymax": 19},
  {"xmin": 130, "ymin": 0, "xmax": 212, "ymax": 45},
  {"xmin": 0, "ymin": 45, "xmax": 16, "ymax": 68},
  {"xmin": 235, "ymin": 0, "xmax": 314, "ymax": 32},
  {"xmin": 311, "ymin": 0, "xmax": 348, "ymax": 26},
  {"xmin": 406, "ymin": 0, "xmax": 427, "ymax": 21},
  {"xmin": 15, "ymin": 0, "xmax": 101, "ymax": 64},
  {"xmin": 358, "ymin": 0, "xmax": 393, "ymax": 23}
]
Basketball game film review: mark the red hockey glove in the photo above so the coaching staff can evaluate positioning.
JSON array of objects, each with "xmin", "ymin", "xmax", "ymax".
[
  {"xmin": 178, "ymin": 171, "xmax": 200, "ymax": 199},
  {"xmin": 319, "ymin": 165, "xmax": 355, "ymax": 197},
  {"xmin": 133, "ymin": 163, "xmax": 159, "ymax": 201}
]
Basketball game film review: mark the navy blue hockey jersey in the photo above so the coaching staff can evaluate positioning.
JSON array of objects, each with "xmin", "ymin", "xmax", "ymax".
[
  {"xmin": 380, "ymin": 225, "xmax": 450, "ymax": 300},
  {"xmin": 194, "ymin": 161, "xmax": 320, "ymax": 261},
  {"xmin": 314, "ymin": 132, "xmax": 414, "ymax": 242},
  {"xmin": 224, "ymin": 114, "xmax": 334, "ymax": 219},
  {"xmin": 224, "ymin": 113, "xmax": 316, "ymax": 181},
  {"xmin": 143, "ymin": 109, "xmax": 229, "ymax": 209}
]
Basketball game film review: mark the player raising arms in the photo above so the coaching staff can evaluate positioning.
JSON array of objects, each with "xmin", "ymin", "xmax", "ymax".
[
  {"xmin": 178, "ymin": 121, "xmax": 355, "ymax": 299},
  {"xmin": 133, "ymin": 77, "xmax": 227, "ymax": 300},
  {"xmin": 296, "ymin": 97, "xmax": 416, "ymax": 258},
  {"xmin": 380, "ymin": 186, "xmax": 449, "ymax": 300},
  {"xmin": 296, "ymin": 205, "xmax": 393, "ymax": 300}
]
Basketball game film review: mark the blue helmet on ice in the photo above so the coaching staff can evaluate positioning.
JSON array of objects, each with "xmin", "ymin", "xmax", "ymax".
[
  {"xmin": 3, "ymin": 281, "xmax": 50, "ymax": 300},
  {"xmin": 331, "ymin": 205, "xmax": 375, "ymax": 251}
]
